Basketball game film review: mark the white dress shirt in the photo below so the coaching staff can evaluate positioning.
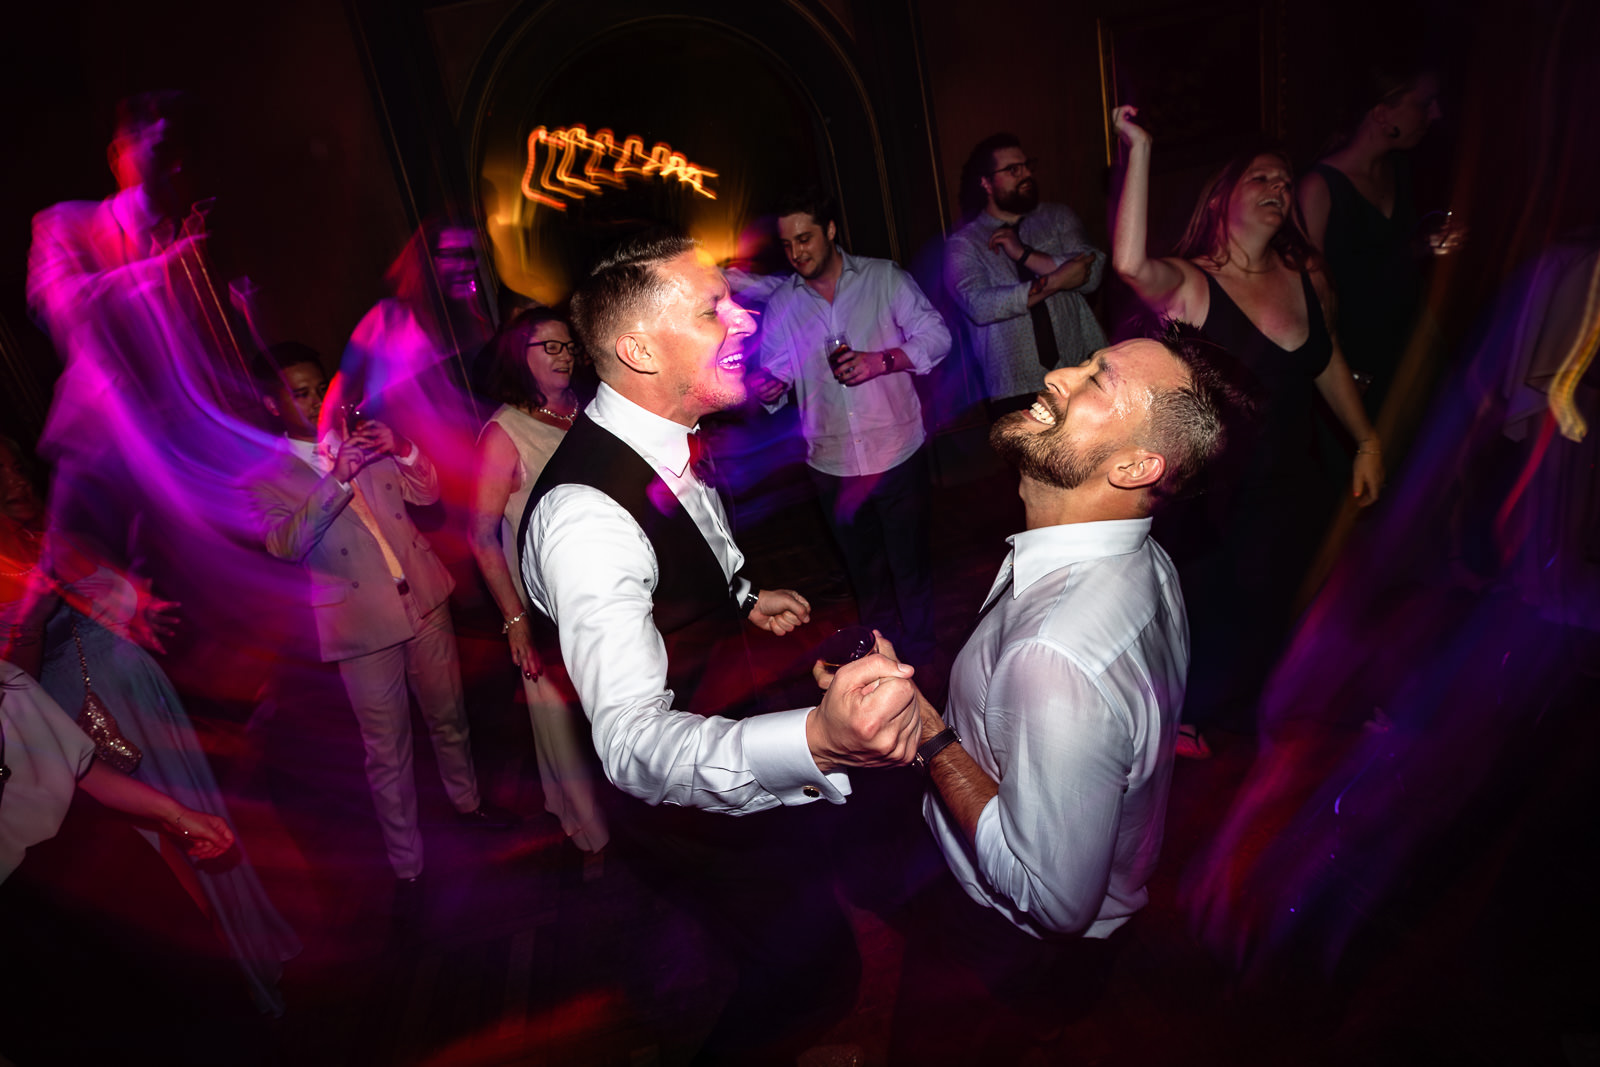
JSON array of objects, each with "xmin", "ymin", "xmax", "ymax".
[
  {"xmin": 924, "ymin": 517, "xmax": 1187, "ymax": 938},
  {"xmin": 522, "ymin": 383, "xmax": 848, "ymax": 813},
  {"xmin": 757, "ymin": 252, "xmax": 950, "ymax": 477}
]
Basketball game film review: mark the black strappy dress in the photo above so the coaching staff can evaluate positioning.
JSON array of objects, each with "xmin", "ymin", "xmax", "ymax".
[
  {"xmin": 1169, "ymin": 269, "xmax": 1339, "ymax": 732},
  {"xmin": 1311, "ymin": 159, "xmax": 1423, "ymax": 416}
]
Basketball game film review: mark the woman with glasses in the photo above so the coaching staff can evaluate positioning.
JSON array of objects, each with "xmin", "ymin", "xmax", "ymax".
[
  {"xmin": 1110, "ymin": 105, "xmax": 1384, "ymax": 758},
  {"xmin": 469, "ymin": 308, "xmax": 607, "ymax": 858}
]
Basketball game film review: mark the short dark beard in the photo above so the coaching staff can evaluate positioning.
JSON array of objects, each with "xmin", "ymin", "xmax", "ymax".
[
  {"xmin": 793, "ymin": 239, "xmax": 837, "ymax": 281},
  {"xmin": 989, "ymin": 405, "xmax": 1113, "ymax": 490},
  {"xmin": 993, "ymin": 179, "xmax": 1039, "ymax": 215}
]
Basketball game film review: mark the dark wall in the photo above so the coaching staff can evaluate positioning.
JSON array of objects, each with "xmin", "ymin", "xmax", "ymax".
[
  {"xmin": 4, "ymin": 0, "xmax": 1590, "ymax": 443},
  {"xmin": 1, "ymin": 0, "xmax": 413, "ymax": 443}
]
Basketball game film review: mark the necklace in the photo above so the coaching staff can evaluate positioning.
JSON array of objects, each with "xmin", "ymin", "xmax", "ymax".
[
  {"xmin": 536, "ymin": 405, "xmax": 575, "ymax": 426},
  {"xmin": 1229, "ymin": 252, "xmax": 1279, "ymax": 276}
]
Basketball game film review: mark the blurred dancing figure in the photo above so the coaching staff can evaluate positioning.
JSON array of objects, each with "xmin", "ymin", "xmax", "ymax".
[
  {"xmin": 0, "ymin": 436, "xmax": 300, "ymax": 1015},
  {"xmin": 469, "ymin": 309, "xmax": 607, "ymax": 855},
  {"xmin": 945, "ymin": 132, "xmax": 1108, "ymax": 418},
  {"xmin": 1111, "ymin": 105, "xmax": 1384, "ymax": 752},
  {"xmin": 248, "ymin": 345, "xmax": 516, "ymax": 914},
  {"xmin": 325, "ymin": 222, "xmax": 492, "ymax": 541},
  {"xmin": 1185, "ymin": 235, "xmax": 1600, "ymax": 996},
  {"xmin": 25, "ymin": 92, "xmax": 284, "ymax": 708},
  {"xmin": 0, "ymin": 663, "xmax": 272, "ymax": 1065}
]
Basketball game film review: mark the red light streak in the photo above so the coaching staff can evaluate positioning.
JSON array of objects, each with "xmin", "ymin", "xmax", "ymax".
[{"xmin": 520, "ymin": 125, "xmax": 719, "ymax": 213}]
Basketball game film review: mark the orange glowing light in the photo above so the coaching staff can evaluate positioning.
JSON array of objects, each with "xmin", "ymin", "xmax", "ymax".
[{"xmin": 520, "ymin": 125, "xmax": 719, "ymax": 213}]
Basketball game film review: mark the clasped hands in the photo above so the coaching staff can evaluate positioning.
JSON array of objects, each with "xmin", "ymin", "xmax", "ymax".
[{"xmin": 806, "ymin": 630, "xmax": 925, "ymax": 773}]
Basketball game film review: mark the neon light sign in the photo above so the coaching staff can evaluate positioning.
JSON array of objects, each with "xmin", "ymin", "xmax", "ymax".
[{"xmin": 520, "ymin": 125, "xmax": 719, "ymax": 212}]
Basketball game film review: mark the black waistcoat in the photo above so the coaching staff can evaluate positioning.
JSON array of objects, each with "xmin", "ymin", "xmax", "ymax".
[{"xmin": 518, "ymin": 412, "xmax": 751, "ymax": 719}]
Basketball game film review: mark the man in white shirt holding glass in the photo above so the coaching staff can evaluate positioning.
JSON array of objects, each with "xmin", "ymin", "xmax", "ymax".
[{"xmin": 748, "ymin": 187, "xmax": 951, "ymax": 673}]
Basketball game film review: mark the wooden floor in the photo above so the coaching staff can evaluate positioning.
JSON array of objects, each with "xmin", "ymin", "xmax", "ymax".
[{"xmin": 191, "ymin": 417, "xmax": 1599, "ymax": 1066}]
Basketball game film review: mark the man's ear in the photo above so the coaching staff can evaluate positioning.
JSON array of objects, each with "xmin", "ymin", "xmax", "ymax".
[
  {"xmin": 1108, "ymin": 448, "xmax": 1165, "ymax": 491},
  {"xmin": 825, "ymin": 220, "xmax": 837, "ymax": 244},
  {"xmin": 980, "ymin": 176, "xmax": 995, "ymax": 201},
  {"xmin": 261, "ymin": 394, "xmax": 281, "ymax": 419},
  {"xmin": 614, "ymin": 331, "xmax": 655, "ymax": 374}
]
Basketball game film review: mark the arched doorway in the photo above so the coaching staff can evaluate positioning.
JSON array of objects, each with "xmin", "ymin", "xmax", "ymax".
[{"xmin": 463, "ymin": 1, "xmax": 903, "ymax": 308}]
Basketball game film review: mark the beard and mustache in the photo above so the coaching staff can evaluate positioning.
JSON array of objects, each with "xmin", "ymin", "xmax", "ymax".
[
  {"xmin": 989, "ymin": 393, "xmax": 1114, "ymax": 490},
  {"xmin": 993, "ymin": 177, "xmax": 1040, "ymax": 215}
]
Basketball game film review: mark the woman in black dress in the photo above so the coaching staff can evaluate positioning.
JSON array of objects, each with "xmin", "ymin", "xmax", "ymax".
[
  {"xmin": 1110, "ymin": 106, "xmax": 1384, "ymax": 755},
  {"xmin": 1297, "ymin": 69, "xmax": 1458, "ymax": 420}
]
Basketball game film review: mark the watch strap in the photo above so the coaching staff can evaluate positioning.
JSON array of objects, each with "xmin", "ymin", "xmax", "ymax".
[{"xmin": 914, "ymin": 726, "xmax": 961, "ymax": 772}]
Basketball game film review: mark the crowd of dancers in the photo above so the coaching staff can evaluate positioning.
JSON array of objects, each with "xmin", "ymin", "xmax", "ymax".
[{"xmin": 1, "ymin": 47, "xmax": 1595, "ymax": 1066}]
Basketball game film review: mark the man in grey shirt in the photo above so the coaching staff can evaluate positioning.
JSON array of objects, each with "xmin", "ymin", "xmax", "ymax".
[{"xmin": 944, "ymin": 132, "xmax": 1108, "ymax": 418}]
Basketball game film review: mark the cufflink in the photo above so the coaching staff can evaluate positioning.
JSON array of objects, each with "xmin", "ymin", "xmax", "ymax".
[{"xmin": 802, "ymin": 785, "xmax": 821, "ymax": 798}]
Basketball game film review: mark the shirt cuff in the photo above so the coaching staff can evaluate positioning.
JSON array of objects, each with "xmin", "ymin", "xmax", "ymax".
[
  {"xmin": 743, "ymin": 705, "xmax": 851, "ymax": 805},
  {"xmin": 1005, "ymin": 282, "xmax": 1033, "ymax": 317},
  {"xmin": 393, "ymin": 443, "xmax": 419, "ymax": 465}
]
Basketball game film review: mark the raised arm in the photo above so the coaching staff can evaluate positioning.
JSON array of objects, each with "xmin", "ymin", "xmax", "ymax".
[{"xmin": 1110, "ymin": 106, "xmax": 1192, "ymax": 317}]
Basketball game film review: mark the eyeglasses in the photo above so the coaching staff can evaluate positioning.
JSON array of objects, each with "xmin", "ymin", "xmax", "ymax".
[
  {"xmin": 528, "ymin": 339, "xmax": 582, "ymax": 357},
  {"xmin": 990, "ymin": 158, "xmax": 1038, "ymax": 179}
]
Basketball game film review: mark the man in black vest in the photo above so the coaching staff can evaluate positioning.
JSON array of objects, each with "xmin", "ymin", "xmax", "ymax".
[{"xmin": 520, "ymin": 231, "xmax": 922, "ymax": 1063}]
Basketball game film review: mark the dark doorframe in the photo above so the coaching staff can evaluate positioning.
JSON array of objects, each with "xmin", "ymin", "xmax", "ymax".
[{"xmin": 346, "ymin": 0, "xmax": 947, "ymax": 288}]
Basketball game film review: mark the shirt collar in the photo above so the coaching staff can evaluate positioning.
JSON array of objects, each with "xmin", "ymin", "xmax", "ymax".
[
  {"xmin": 976, "ymin": 208, "xmax": 1036, "ymax": 233},
  {"xmin": 281, "ymin": 434, "xmax": 326, "ymax": 473},
  {"xmin": 1004, "ymin": 517, "xmax": 1152, "ymax": 597},
  {"xmin": 785, "ymin": 249, "xmax": 862, "ymax": 291},
  {"xmin": 589, "ymin": 382, "xmax": 698, "ymax": 477}
]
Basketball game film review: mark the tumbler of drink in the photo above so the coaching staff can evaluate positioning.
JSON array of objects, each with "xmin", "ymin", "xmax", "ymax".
[
  {"xmin": 825, "ymin": 332, "xmax": 851, "ymax": 372},
  {"xmin": 816, "ymin": 624, "xmax": 877, "ymax": 672}
]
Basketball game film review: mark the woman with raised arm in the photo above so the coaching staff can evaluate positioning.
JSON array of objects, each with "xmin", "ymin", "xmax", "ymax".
[
  {"xmin": 1111, "ymin": 105, "xmax": 1384, "ymax": 756},
  {"xmin": 469, "ymin": 308, "xmax": 607, "ymax": 858}
]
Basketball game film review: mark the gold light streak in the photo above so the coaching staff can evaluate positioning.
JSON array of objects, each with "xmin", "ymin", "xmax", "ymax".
[
  {"xmin": 520, "ymin": 125, "xmax": 719, "ymax": 212},
  {"xmin": 1549, "ymin": 250, "xmax": 1600, "ymax": 443}
]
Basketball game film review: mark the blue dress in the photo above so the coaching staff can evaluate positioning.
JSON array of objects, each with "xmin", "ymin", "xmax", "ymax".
[{"xmin": 40, "ymin": 602, "xmax": 301, "ymax": 1016}]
